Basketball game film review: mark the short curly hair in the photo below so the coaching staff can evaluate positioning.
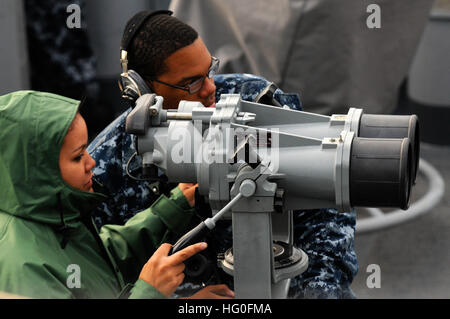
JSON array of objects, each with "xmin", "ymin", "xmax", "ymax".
[{"xmin": 126, "ymin": 13, "xmax": 198, "ymax": 79}]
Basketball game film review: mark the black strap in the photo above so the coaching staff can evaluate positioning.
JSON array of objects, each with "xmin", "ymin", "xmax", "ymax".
[
  {"xmin": 117, "ymin": 283, "xmax": 134, "ymax": 299},
  {"xmin": 120, "ymin": 10, "xmax": 173, "ymax": 52}
]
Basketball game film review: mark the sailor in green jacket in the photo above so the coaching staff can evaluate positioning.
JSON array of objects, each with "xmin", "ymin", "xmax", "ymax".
[{"xmin": 0, "ymin": 90, "xmax": 234, "ymax": 299}]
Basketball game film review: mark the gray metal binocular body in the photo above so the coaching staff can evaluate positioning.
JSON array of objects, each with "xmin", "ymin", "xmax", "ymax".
[{"xmin": 126, "ymin": 93, "xmax": 419, "ymax": 298}]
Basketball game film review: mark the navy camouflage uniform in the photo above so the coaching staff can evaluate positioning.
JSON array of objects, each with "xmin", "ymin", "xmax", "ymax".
[
  {"xmin": 87, "ymin": 73, "xmax": 358, "ymax": 299},
  {"xmin": 24, "ymin": 0, "xmax": 118, "ymax": 137},
  {"xmin": 24, "ymin": 0, "xmax": 97, "ymax": 100}
]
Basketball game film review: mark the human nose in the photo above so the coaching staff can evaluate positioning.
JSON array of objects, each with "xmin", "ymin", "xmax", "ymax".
[
  {"xmin": 199, "ymin": 76, "xmax": 216, "ymax": 98},
  {"xmin": 85, "ymin": 152, "xmax": 96, "ymax": 171}
]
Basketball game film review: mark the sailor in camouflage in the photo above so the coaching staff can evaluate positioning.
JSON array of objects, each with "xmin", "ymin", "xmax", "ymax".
[{"xmin": 87, "ymin": 73, "xmax": 358, "ymax": 299}]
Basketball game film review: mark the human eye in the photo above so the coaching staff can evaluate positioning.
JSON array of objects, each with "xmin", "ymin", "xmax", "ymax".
[
  {"xmin": 187, "ymin": 77, "xmax": 203, "ymax": 90},
  {"xmin": 73, "ymin": 153, "xmax": 84, "ymax": 162},
  {"xmin": 179, "ymin": 77, "xmax": 201, "ymax": 87}
]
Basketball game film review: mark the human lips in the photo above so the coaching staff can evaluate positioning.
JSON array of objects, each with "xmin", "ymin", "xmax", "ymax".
[
  {"xmin": 85, "ymin": 179, "xmax": 92, "ymax": 189},
  {"xmin": 205, "ymin": 97, "xmax": 216, "ymax": 108},
  {"xmin": 204, "ymin": 93, "xmax": 215, "ymax": 107},
  {"xmin": 84, "ymin": 174, "xmax": 93, "ymax": 189}
]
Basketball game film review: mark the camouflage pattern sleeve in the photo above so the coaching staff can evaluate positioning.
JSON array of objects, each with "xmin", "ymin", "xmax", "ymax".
[
  {"xmin": 289, "ymin": 209, "xmax": 358, "ymax": 299},
  {"xmin": 214, "ymin": 73, "xmax": 302, "ymax": 110},
  {"xmin": 87, "ymin": 109, "xmax": 164, "ymax": 227}
]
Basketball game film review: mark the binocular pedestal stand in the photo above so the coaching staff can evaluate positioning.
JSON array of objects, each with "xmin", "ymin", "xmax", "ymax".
[
  {"xmin": 218, "ymin": 210, "xmax": 308, "ymax": 298},
  {"xmin": 217, "ymin": 163, "xmax": 309, "ymax": 299}
]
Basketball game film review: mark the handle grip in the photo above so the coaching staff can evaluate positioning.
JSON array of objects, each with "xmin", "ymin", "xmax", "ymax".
[{"xmin": 170, "ymin": 222, "xmax": 210, "ymax": 255}]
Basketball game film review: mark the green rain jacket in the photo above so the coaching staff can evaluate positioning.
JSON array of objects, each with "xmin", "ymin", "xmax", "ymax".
[{"xmin": 0, "ymin": 91, "xmax": 195, "ymax": 299}]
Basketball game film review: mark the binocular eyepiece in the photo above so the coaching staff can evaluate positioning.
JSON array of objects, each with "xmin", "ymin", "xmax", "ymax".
[
  {"xmin": 350, "ymin": 114, "xmax": 420, "ymax": 210},
  {"xmin": 358, "ymin": 113, "xmax": 420, "ymax": 185},
  {"xmin": 350, "ymin": 136, "xmax": 412, "ymax": 210}
]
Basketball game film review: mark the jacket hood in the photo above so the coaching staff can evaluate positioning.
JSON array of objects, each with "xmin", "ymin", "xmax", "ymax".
[{"xmin": 0, "ymin": 91, "xmax": 106, "ymax": 227}]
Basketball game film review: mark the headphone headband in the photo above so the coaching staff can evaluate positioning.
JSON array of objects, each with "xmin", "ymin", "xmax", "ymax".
[
  {"xmin": 120, "ymin": 10, "xmax": 173, "ymax": 52},
  {"xmin": 119, "ymin": 10, "xmax": 172, "ymax": 103}
]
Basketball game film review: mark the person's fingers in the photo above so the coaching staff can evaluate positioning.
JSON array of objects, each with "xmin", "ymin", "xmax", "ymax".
[
  {"xmin": 175, "ymin": 272, "xmax": 185, "ymax": 285},
  {"xmin": 179, "ymin": 183, "xmax": 198, "ymax": 207},
  {"xmin": 187, "ymin": 285, "xmax": 235, "ymax": 299},
  {"xmin": 178, "ymin": 183, "xmax": 196, "ymax": 191},
  {"xmin": 172, "ymin": 263, "xmax": 185, "ymax": 275},
  {"xmin": 183, "ymin": 184, "xmax": 198, "ymax": 195},
  {"xmin": 169, "ymin": 242, "xmax": 207, "ymax": 264},
  {"xmin": 209, "ymin": 294, "xmax": 234, "ymax": 299},
  {"xmin": 152, "ymin": 243, "xmax": 173, "ymax": 258},
  {"xmin": 208, "ymin": 284, "xmax": 235, "ymax": 297}
]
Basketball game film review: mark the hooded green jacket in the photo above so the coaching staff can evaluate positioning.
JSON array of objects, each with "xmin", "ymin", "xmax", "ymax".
[{"xmin": 0, "ymin": 91, "xmax": 194, "ymax": 299}]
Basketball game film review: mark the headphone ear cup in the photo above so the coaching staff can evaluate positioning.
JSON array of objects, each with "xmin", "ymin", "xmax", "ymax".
[
  {"xmin": 128, "ymin": 70, "xmax": 153, "ymax": 95},
  {"xmin": 118, "ymin": 70, "xmax": 153, "ymax": 104}
]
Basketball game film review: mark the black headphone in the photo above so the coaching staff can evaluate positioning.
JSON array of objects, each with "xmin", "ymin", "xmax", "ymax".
[{"xmin": 118, "ymin": 10, "xmax": 173, "ymax": 103}]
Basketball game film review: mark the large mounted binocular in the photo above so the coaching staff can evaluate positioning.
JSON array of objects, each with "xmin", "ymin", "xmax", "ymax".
[
  {"xmin": 125, "ymin": 93, "xmax": 419, "ymax": 298},
  {"xmin": 126, "ymin": 93, "xmax": 419, "ymax": 212}
]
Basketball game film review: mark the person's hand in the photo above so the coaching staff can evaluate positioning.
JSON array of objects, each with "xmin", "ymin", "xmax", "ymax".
[
  {"xmin": 178, "ymin": 183, "xmax": 198, "ymax": 207},
  {"xmin": 139, "ymin": 242, "xmax": 207, "ymax": 297},
  {"xmin": 184, "ymin": 284, "xmax": 235, "ymax": 299}
]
